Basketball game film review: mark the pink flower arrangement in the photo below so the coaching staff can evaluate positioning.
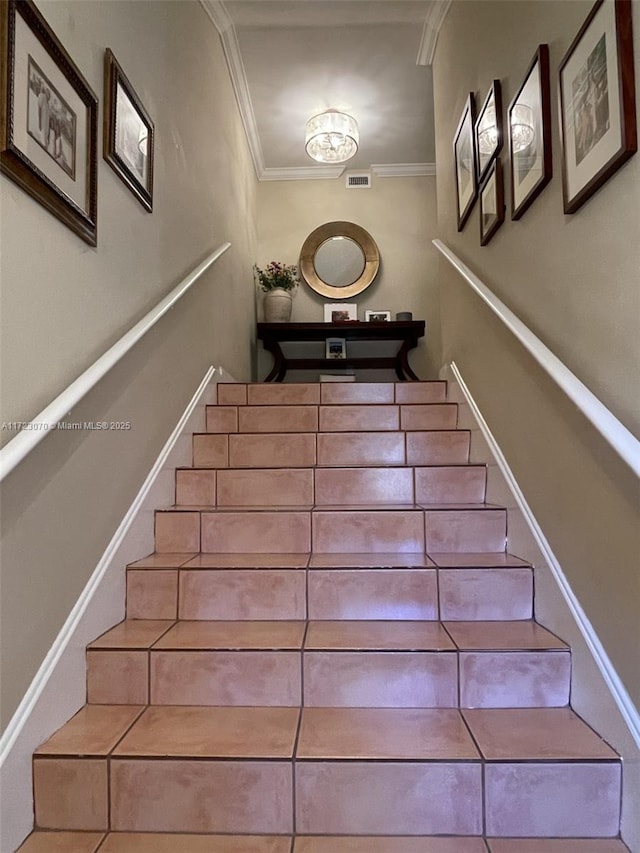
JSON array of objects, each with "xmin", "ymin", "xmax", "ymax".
[{"xmin": 254, "ymin": 261, "xmax": 300, "ymax": 292}]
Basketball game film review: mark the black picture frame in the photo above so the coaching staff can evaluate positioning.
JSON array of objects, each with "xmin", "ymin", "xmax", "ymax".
[
  {"xmin": 453, "ymin": 93, "xmax": 477, "ymax": 230},
  {"xmin": 480, "ymin": 159, "xmax": 505, "ymax": 246},
  {"xmin": 0, "ymin": 0, "xmax": 98, "ymax": 245},
  {"xmin": 475, "ymin": 79, "xmax": 503, "ymax": 183},
  {"xmin": 558, "ymin": 0, "xmax": 637, "ymax": 214},
  {"xmin": 103, "ymin": 48, "xmax": 154, "ymax": 212},
  {"xmin": 509, "ymin": 45, "xmax": 553, "ymax": 220}
]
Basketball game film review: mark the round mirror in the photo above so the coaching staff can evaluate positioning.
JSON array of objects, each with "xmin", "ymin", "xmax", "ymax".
[
  {"xmin": 314, "ymin": 237, "xmax": 365, "ymax": 287},
  {"xmin": 299, "ymin": 221, "xmax": 380, "ymax": 299}
]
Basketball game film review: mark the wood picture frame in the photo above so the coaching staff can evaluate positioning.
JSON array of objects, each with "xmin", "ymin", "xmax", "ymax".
[
  {"xmin": 480, "ymin": 159, "xmax": 505, "ymax": 246},
  {"xmin": 324, "ymin": 303, "xmax": 357, "ymax": 322},
  {"xmin": 558, "ymin": 0, "xmax": 637, "ymax": 214},
  {"xmin": 475, "ymin": 79, "xmax": 503, "ymax": 183},
  {"xmin": 0, "ymin": 0, "xmax": 98, "ymax": 245},
  {"xmin": 509, "ymin": 45, "xmax": 553, "ymax": 220},
  {"xmin": 103, "ymin": 48, "xmax": 154, "ymax": 211},
  {"xmin": 453, "ymin": 93, "xmax": 477, "ymax": 230}
]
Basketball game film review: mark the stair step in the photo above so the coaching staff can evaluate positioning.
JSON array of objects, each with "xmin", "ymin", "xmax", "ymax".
[
  {"xmin": 86, "ymin": 619, "xmax": 570, "ymax": 707},
  {"xmin": 215, "ymin": 381, "xmax": 449, "ymax": 407},
  {"xmin": 16, "ymin": 834, "xmax": 632, "ymax": 853}
]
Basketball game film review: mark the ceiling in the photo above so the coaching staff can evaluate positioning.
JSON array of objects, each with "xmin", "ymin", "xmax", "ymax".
[{"xmin": 201, "ymin": 0, "xmax": 451, "ymax": 180}]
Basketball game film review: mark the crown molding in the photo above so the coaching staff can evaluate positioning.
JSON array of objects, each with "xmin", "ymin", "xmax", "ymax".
[
  {"xmin": 371, "ymin": 163, "xmax": 436, "ymax": 177},
  {"xmin": 200, "ymin": 0, "xmax": 265, "ymax": 177},
  {"xmin": 417, "ymin": 0, "xmax": 453, "ymax": 66},
  {"xmin": 260, "ymin": 166, "xmax": 346, "ymax": 182}
]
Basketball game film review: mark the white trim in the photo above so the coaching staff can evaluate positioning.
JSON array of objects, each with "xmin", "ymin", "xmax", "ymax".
[
  {"xmin": 434, "ymin": 240, "xmax": 640, "ymax": 478},
  {"xmin": 372, "ymin": 163, "xmax": 436, "ymax": 177},
  {"xmin": 0, "ymin": 243, "xmax": 231, "ymax": 483},
  {"xmin": 417, "ymin": 0, "xmax": 453, "ymax": 65},
  {"xmin": 259, "ymin": 165, "xmax": 345, "ymax": 181},
  {"xmin": 0, "ymin": 365, "xmax": 229, "ymax": 853},
  {"xmin": 449, "ymin": 359, "xmax": 640, "ymax": 752},
  {"xmin": 200, "ymin": 0, "xmax": 265, "ymax": 178}
]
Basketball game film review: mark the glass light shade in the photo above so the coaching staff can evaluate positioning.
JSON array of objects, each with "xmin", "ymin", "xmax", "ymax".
[
  {"xmin": 477, "ymin": 104, "xmax": 498, "ymax": 155},
  {"xmin": 510, "ymin": 103, "xmax": 535, "ymax": 153},
  {"xmin": 305, "ymin": 110, "xmax": 359, "ymax": 163}
]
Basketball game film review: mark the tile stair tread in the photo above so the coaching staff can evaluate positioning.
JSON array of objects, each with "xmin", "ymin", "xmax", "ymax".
[
  {"xmin": 308, "ymin": 552, "xmax": 434, "ymax": 567},
  {"xmin": 430, "ymin": 552, "xmax": 531, "ymax": 568},
  {"xmin": 38, "ymin": 706, "xmax": 620, "ymax": 764},
  {"xmin": 127, "ymin": 552, "xmax": 197, "ymax": 568},
  {"xmin": 17, "ymin": 835, "xmax": 631, "ymax": 853},
  {"xmin": 183, "ymin": 553, "xmax": 311, "ymax": 568},
  {"xmin": 88, "ymin": 619, "xmax": 565, "ymax": 653},
  {"xmin": 157, "ymin": 502, "xmax": 504, "ymax": 511}
]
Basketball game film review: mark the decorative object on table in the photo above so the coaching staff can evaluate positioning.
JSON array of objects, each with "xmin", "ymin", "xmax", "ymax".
[
  {"xmin": 480, "ymin": 160, "xmax": 506, "ymax": 246},
  {"xmin": 255, "ymin": 261, "xmax": 300, "ymax": 323},
  {"xmin": 475, "ymin": 80, "xmax": 503, "ymax": 183},
  {"xmin": 453, "ymin": 93, "xmax": 478, "ymax": 230},
  {"xmin": 509, "ymin": 44, "xmax": 553, "ymax": 220},
  {"xmin": 300, "ymin": 221, "xmax": 380, "ymax": 298},
  {"xmin": 365, "ymin": 310, "xmax": 392, "ymax": 322},
  {"xmin": 325, "ymin": 337, "xmax": 347, "ymax": 359},
  {"xmin": 324, "ymin": 303, "xmax": 358, "ymax": 322},
  {"xmin": 104, "ymin": 48, "xmax": 154, "ymax": 212},
  {"xmin": 0, "ymin": 0, "xmax": 98, "ymax": 245},
  {"xmin": 558, "ymin": 0, "xmax": 637, "ymax": 214},
  {"xmin": 396, "ymin": 311, "xmax": 413, "ymax": 321}
]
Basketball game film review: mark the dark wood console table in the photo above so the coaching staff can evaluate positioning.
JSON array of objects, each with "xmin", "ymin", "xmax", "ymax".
[{"xmin": 257, "ymin": 320, "xmax": 425, "ymax": 382}]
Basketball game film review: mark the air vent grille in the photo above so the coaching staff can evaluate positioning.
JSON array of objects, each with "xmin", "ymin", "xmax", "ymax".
[{"xmin": 345, "ymin": 172, "xmax": 372, "ymax": 188}]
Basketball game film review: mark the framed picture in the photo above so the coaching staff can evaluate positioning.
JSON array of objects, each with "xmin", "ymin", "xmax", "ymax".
[
  {"xmin": 475, "ymin": 80, "xmax": 503, "ymax": 183},
  {"xmin": 104, "ymin": 48, "xmax": 154, "ymax": 211},
  {"xmin": 365, "ymin": 310, "xmax": 391, "ymax": 322},
  {"xmin": 509, "ymin": 45, "xmax": 553, "ymax": 220},
  {"xmin": 558, "ymin": 0, "xmax": 637, "ymax": 214},
  {"xmin": 480, "ymin": 160, "xmax": 505, "ymax": 246},
  {"xmin": 453, "ymin": 93, "xmax": 477, "ymax": 230},
  {"xmin": 325, "ymin": 337, "xmax": 346, "ymax": 359},
  {"xmin": 324, "ymin": 303, "xmax": 357, "ymax": 322},
  {"xmin": 0, "ymin": 0, "xmax": 98, "ymax": 245}
]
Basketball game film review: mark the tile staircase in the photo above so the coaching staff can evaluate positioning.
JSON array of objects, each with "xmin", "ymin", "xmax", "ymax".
[{"xmin": 20, "ymin": 381, "xmax": 629, "ymax": 853}]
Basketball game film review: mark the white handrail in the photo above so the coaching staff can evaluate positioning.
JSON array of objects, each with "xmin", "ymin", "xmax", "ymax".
[
  {"xmin": 0, "ymin": 242, "xmax": 231, "ymax": 483},
  {"xmin": 433, "ymin": 239, "xmax": 640, "ymax": 478}
]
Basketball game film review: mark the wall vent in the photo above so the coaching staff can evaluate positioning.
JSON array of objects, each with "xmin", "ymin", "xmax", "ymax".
[{"xmin": 345, "ymin": 172, "xmax": 372, "ymax": 188}]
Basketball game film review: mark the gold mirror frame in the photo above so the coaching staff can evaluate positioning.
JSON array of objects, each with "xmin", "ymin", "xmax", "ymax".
[{"xmin": 299, "ymin": 221, "xmax": 380, "ymax": 299}]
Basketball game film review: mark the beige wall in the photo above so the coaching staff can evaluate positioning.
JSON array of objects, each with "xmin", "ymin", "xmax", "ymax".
[
  {"xmin": 256, "ymin": 176, "xmax": 440, "ymax": 381},
  {"xmin": 0, "ymin": 0, "xmax": 257, "ymax": 726},
  {"xmin": 433, "ymin": 2, "xmax": 639, "ymax": 845}
]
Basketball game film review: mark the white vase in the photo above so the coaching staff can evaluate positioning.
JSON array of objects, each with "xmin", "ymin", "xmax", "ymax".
[{"xmin": 264, "ymin": 288, "xmax": 293, "ymax": 322}]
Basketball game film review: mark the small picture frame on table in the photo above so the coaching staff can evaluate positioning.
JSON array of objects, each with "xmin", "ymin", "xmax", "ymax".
[
  {"xmin": 103, "ymin": 48, "xmax": 154, "ymax": 211},
  {"xmin": 558, "ymin": 0, "xmax": 637, "ymax": 214},
  {"xmin": 453, "ymin": 93, "xmax": 478, "ymax": 230},
  {"xmin": 509, "ymin": 44, "xmax": 553, "ymax": 220},
  {"xmin": 324, "ymin": 303, "xmax": 358, "ymax": 322},
  {"xmin": 480, "ymin": 160, "xmax": 505, "ymax": 246},
  {"xmin": 475, "ymin": 79, "xmax": 503, "ymax": 183},
  {"xmin": 365, "ymin": 310, "xmax": 391, "ymax": 322},
  {"xmin": 325, "ymin": 337, "xmax": 346, "ymax": 359},
  {"xmin": 0, "ymin": 0, "xmax": 98, "ymax": 245}
]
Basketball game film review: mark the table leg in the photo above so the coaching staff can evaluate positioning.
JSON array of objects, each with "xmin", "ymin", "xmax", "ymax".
[
  {"xmin": 262, "ymin": 341, "xmax": 286, "ymax": 382},
  {"xmin": 398, "ymin": 339, "xmax": 420, "ymax": 381}
]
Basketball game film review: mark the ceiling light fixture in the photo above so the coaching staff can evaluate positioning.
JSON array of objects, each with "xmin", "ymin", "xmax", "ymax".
[{"xmin": 305, "ymin": 110, "xmax": 359, "ymax": 164}]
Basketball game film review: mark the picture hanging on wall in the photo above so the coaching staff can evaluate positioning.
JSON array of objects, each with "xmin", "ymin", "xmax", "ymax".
[
  {"xmin": 0, "ymin": 0, "xmax": 98, "ymax": 245},
  {"xmin": 480, "ymin": 159, "xmax": 505, "ymax": 246},
  {"xmin": 453, "ymin": 92, "xmax": 478, "ymax": 230},
  {"xmin": 509, "ymin": 44, "xmax": 553, "ymax": 220},
  {"xmin": 104, "ymin": 48, "xmax": 154, "ymax": 211},
  {"xmin": 475, "ymin": 79, "xmax": 503, "ymax": 183},
  {"xmin": 558, "ymin": 0, "xmax": 637, "ymax": 214}
]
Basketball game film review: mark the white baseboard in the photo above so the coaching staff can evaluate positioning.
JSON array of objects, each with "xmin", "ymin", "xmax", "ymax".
[
  {"xmin": 0, "ymin": 364, "xmax": 232, "ymax": 853},
  {"xmin": 447, "ymin": 360, "xmax": 640, "ymax": 751}
]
